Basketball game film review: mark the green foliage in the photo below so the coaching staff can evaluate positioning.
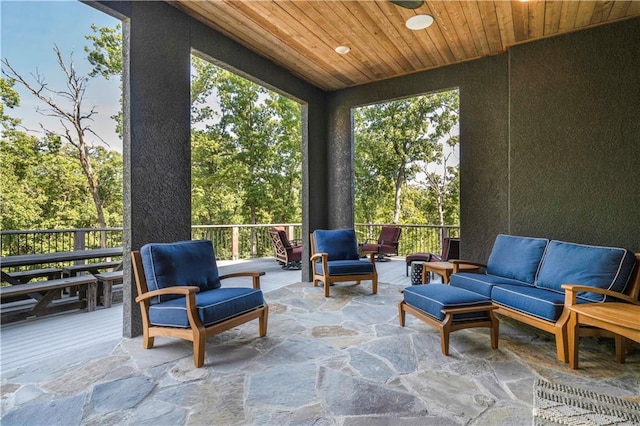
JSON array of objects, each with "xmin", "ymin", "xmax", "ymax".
[
  {"xmin": 1, "ymin": 77, "xmax": 123, "ymax": 230},
  {"xmin": 2, "ymin": 22, "xmax": 460, "ymax": 234},
  {"xmin": 190, "ymin": 65, "xmax": 302, "ymax": 226},
  {"xmin": 84, "ymin": 24, "xmax": 122, "ymax": 79},
  {"xmin": 84, "ymin": 24, "xmax": 123, "ymax": 138},
  {"xmin": 354, "ymin": 90, "xmax": 460, "ymax": 225}
]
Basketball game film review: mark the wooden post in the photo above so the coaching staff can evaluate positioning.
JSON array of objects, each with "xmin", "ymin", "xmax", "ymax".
[
  {"xmin": 232, "ymin": 226, "xmax": 239, "ymax": 260},
  {"xmin": 73, "ymin": 230, "xmax": 86, "ymax": 266}
]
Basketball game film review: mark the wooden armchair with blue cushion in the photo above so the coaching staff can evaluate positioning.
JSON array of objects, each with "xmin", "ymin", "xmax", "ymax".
[
  {"xmin": 131, "ymin": 239, "xmax": 268, "ymax": 367},
  {"xmin": 310, "ymin": 229, "xmax": 378, "ymax": 297}
]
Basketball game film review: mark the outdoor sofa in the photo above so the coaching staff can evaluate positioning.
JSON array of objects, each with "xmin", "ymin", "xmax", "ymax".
[{"xmin": 448, "ymin": 234, "xmax": 639, "ymax": 362}]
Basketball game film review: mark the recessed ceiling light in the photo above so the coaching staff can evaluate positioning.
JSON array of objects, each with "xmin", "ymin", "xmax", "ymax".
[
  {"xmin": 406, "ymin": 14, "xmax": 434, "ymax": 31},
  {"xmin": 335, "ymin": 45, "xmax": 351, "ymax": 54}
]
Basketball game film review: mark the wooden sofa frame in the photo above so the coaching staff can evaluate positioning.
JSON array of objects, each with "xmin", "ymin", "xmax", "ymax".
[
  {"xmin": 131, "ymin": 251, "xmax": 269, "ymax": 367},
  {"xmin": 453, "ymin": 252, "xmax": 640, "ymax": 363}
]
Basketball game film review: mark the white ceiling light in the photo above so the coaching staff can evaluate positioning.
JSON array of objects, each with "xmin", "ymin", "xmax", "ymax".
[
  {"xmin": 406, "ymin": 14, "xmax": 434, "ymax": 30},
  {"xmin": 335, "ymin": 45, "xmax": 351, "ymax": 54}
]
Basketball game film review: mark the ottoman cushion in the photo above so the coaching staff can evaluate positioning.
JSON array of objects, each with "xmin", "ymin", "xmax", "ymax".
[{"xmin": 403, "ymin": 284, "xmax": 492, "ymax": 322}]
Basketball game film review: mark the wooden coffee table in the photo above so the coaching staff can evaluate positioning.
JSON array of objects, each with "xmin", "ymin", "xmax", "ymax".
[{"xmin": 421, "ymin": 261, "xmax": 480, "ymax": 284}]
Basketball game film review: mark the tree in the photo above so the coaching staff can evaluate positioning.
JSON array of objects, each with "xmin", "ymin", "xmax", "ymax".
[
  {"xmin": 85, "ymin": 23, "xmax": 123, "ymax": 138},
  {"xmin": 1, "ymin": 77, "xmax": 124, "ymax": 237},
  {"xmin": 2, "ymin": 47, "xmax": 110, "ymax": 238},
  {"xmin": 83, "ymin": 25, "xmax": 304, "ymax": 231},
  {"xmin": 354, "ymin": 90, "xmax": 459, "ymax": 225}
]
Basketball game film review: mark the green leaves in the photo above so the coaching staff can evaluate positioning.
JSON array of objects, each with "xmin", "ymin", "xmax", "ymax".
[
  {"xmin": 354, "ymin": 90, "xmax": 460, "ymax": 225},
  {"xmin": 190, "ymin": 66, "xmax": 302, "ymax": 226}
]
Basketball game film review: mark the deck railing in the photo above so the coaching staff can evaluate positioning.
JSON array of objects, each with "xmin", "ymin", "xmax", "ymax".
[{"xmin": 1, "ymin": 224, "xmax": 459, "ymax": 261}]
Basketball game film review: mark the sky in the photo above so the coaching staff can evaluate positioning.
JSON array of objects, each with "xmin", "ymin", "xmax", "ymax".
[{"xmin": 1, "ymin": 0, "xmax": 122, "ymax": 152}]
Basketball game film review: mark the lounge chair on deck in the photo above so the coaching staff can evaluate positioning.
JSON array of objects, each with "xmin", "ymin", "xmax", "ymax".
[{"xmin": 269, "ymin": 227, "xmax": 302, "ymax": 269}]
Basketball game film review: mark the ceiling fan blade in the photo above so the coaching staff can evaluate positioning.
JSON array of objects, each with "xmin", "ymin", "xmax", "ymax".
[{"xmin": 388, "ymin": 0, "xmax": 425, "ymax": 10}]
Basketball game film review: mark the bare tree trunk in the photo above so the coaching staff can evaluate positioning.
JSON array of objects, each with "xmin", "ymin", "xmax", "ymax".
[
  {"xmin": 2, "ymin": 47, "xmax": 108, "ymax": 236},
  {"xmin": 393, "ymin": 164, "xmax": 406, "ymax": 224}
]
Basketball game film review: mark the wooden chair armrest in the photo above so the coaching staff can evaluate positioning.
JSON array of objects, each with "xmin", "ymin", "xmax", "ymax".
[
  {"xmin": 135, "ymin": 286, "xmax": 200, "ymax": 303},
  {"xmin": 219, "ymin": 271, "xmax": 265, "ymax": 280},
  {"xmin": 310, "ymin": 253, "xmax": 327, "ymax": 262},
  {"xmin": 365, "ymin": 252, "xmax": 376, "ymax": 264},
  {"xmin": 561, "ymin": 284, "xmax": 640, "ymax": 306},
  {"xmin": 451, "ymin": 259, "xmax": 486, "ymax": 273},
  {"xmin": 220, "ymin": 271, "xmax": 266, "ymax": 290}
]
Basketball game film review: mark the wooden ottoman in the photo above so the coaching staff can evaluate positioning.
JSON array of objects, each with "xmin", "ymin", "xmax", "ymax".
[{"xmin": 399, "ymin": 284, "xmax": 499, "ymax": 355}]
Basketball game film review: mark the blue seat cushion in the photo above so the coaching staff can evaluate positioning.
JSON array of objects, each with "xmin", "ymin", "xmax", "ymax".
[
  {"xmin": 535, "ymin": 241, "xmax": 636, "ymax": 302},
  {"xmin": 313, "ymin": 229, "xmax": 359, "ymax": 261},
  {"xmin": 449, "ymin": 272, "xmax": 532, "ymax": 298},
  {"xmin": 148, "ymin": 287, "xmax": 265, "ymax": 328},
  {"xmin": 403, "ymin": 284, "xmax": 492, "ymax": 322},
  {"xmin": 486, "ymin": 235, "xmax": 549, "ymax": 284},
  {"xmin": 316, "ymin": 260, "xmax": 374, "ymax": 276},
  {"xmin": 491, "ymin": 284, "xmax": 574, "ymax": 322},
  {"xmin": 141, "ymin": 240, "xmax": 221, "ymax": 304}
]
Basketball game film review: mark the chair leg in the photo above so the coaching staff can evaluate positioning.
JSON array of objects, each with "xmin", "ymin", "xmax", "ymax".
[
  {"xmin": 259, "ymin": 306, "xmax": 269, "ymax": 337},
  {"xmin": 193, "ymin": 329, "xmax": 206, "ymax": 368},
  {"xmin": 567, "ymin": 312, "xmax": 579, "ymax": 369},
  {"xmin": 372, "ymin": 275, "xmax": 378, "ymax": 294},
  {"xmin": 142, "ymin": 328, "xmax": 154, "ymax": 349},
  {"xmin": 440, "ymin": 314, "xmax": 452, "ymax": 355},
  {"xmin": 615, "ymin": 336, "xmax": 626, "ymax": 364},
  {"xmin": 489, "ymin": 311, "xmax": 499, "ymax": 349},
  {"xmin": 324, "ymin": 280, "xmax": 330, "ymax": 297},
  {"xmin": 555, "ymin": 323, "xmax": 569, "ymax": 363},
  {"xmin": 398, "ymin": 301, "xmax": 406, "ymax": 326}
]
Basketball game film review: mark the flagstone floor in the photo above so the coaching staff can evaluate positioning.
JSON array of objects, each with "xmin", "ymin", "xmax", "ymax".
[{"xmin": 1, "ymin": 258, "xmax": 639, "ymax": 425}]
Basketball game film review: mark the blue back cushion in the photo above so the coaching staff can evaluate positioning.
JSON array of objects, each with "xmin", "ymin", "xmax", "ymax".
[
  {"xmin": 140, "ymin": 240, "xmax": 221, "ymax": 303},
  {"xmin": 535, "ymin": 241, "xmax": 636, "ymax": 302},
  {"xmin": 486, "ymin": 235, "xmax": 549, "ymax": 284},
  {"xmin": 313, "ymin": 229, "xmax": 359, "ymax": 261}
]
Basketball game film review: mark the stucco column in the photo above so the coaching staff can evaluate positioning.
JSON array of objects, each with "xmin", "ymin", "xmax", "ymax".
[{"xmin": 122, "ymin": 2, "xmax": 192, "ymax": 337}]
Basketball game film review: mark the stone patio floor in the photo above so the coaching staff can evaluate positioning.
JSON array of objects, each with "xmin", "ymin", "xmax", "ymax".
[{"xmin": 1, "ymin": 278, "xmax": 639, "ymax": 425}]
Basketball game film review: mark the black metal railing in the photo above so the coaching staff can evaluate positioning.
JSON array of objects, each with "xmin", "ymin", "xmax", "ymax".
[{"xmin": 1, "ymin": 223, "xmax": 459, "ymax": 261}]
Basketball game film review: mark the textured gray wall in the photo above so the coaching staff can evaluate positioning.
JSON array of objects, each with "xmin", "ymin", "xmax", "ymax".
[{"xmin": 509, "ymin": 19, "xmax": 640, "ymax": 251}]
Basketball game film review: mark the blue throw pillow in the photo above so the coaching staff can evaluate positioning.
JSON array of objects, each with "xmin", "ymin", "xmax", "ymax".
[
  {"xmin": 486, "ymin": 235, "xmax": 549, "ymax": 284},
  {"xmin": 313, "ymin": 229, "xmax": 359, "ymax": 261},
  {"xmin": 535, "ymin": 241, "xmax": 636, "ymax": 302},
  {"xmin": 141, "ymin": 240, "xmax": 222, "ymax": 303}
]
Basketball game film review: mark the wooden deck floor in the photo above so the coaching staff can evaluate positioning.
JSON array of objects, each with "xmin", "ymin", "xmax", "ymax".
[{"xmin": 1, "ymin": 256, "xmax": 417, "ymax": 372}]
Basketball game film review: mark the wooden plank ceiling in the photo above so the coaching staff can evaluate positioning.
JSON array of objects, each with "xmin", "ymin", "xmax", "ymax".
[{"xmin": 170, "ymin": 1, "xmax": 640, "ymax": 91}]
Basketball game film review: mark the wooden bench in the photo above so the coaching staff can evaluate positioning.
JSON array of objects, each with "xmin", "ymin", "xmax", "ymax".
[
  {"xmin": 62, "ymin": 261, "xmax": 122, "ymax": 277},
  {"xmin": 94, "ymin": 270, "xmax": 124, "ymax": 308},
  {"xmin": 0, "ymin": 275, "xmax": 98, "ymax": 323},
  {"xmin": 2, "ymin": 268, "xmax": 63, "ymax": 285},
  {"xmin": 62, "ymin": 261, "xmax": 121, "ymax": 298}
]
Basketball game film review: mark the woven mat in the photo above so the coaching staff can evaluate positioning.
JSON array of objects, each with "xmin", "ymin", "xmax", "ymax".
[{"xmin": 533, "ymin": 379, "xmax": 640, "ymax": 426}]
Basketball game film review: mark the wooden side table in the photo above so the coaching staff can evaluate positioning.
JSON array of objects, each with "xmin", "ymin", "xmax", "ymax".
[
  {"xmin": 567, "ymin": 302, "xmax": 640, "ymax": 369},
  {"xmin": 421, "ymin": 261, "xmax": 480, "ymax": 284}
]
